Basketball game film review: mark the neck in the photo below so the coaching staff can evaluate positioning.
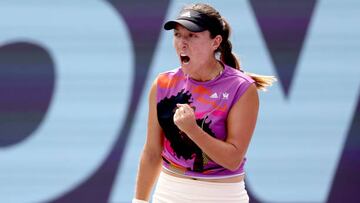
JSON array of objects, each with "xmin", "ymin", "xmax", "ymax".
[{"xmin": 187, "ymin": 59, "xmax": 224, "ymax": 82}]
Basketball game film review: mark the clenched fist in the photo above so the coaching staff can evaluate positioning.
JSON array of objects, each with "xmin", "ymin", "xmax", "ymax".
[{"xmin": 173, "ymin": 103, "xmax": 197, "ymax": 135}]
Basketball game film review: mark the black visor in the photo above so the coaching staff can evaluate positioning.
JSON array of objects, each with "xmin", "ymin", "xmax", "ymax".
[{"xmin": 164, "ymin": 10, "xmax": 222, "ymax": 34}]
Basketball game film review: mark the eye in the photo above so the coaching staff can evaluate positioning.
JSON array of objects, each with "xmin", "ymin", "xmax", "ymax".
[
  {"xmin": 174, "ymin": 32, "xmax": 180, "ymax": 38},
  {"xmin": 189, "ymin": 33, "xmax": 198, "ymax": 38}
]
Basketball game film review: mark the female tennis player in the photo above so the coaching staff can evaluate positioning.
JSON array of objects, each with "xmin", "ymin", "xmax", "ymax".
[{"xmin": 133, "ymin": 3, "xmax": 275, "ymax": 203}]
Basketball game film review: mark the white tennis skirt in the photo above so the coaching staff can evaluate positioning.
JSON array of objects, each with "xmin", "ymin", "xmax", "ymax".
[{"xmin": 152, "ymin": 172, "xmax": 249, "ymax": 203}]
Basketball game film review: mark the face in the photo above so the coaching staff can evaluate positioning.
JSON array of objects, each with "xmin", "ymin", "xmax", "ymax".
[{"xmin": 173, "ymin": 24, "xmax": 222, "ymax": 74}]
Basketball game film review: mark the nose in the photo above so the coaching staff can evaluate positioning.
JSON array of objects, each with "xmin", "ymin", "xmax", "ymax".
[{"xmin": 179, "ymin": 37, "xmax": 188, "ymax": 49}]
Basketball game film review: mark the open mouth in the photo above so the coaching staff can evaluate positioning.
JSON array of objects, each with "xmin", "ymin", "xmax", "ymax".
[{"xmin": 180, "ymin": 53, "xmax": 190, "ymax": 65}]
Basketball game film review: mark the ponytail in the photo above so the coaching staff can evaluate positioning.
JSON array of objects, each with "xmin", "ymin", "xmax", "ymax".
[
  {"xmin": 220, "ymin": 39, "xmax": 239, "ymax": 69},
  {"xmin": 219, "ymin": 18, "xmax": 276, "ymax": 91}
]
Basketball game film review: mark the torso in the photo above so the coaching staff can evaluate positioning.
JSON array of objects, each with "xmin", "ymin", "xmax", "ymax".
[{"xmin": 157, "ymin": 65, "xmax": 255, "ymax": 179}]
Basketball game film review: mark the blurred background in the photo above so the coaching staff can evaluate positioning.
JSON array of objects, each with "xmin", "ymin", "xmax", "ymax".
[{"xmin": 0, "ymin": 0, "xmax": 359, "ymax": 202}]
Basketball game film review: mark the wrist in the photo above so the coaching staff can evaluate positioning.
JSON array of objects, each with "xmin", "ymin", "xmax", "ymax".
[{"xmin": 183, "ymin": 124, "xmax": 202, "ymax": 139}]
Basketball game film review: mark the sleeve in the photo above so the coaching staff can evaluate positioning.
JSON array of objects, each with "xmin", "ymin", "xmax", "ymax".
[{"xmin": 231, "ymin": 78, "xmax": 255, "ymax": 107}]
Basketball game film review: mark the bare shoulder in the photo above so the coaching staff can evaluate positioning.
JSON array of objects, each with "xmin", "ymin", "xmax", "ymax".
[{"xmin": 149, "ymin": 77, "xmax": 158, "ymax": 100}]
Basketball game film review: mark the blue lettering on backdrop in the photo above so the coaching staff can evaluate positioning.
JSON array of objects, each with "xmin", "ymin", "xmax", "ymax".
[
  {"xmin": 0, "ymin": 0, "xmax": 359, "ymax": 203},
  {"xmin": 249, "ymin": 0, "xmax": 317, "ymax": 97},
  {"xmin": 0, "ymin": 42, "xmax": 55, "ymax": 147}
]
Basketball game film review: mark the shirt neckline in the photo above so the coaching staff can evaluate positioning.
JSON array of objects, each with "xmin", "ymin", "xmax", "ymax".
[{"xmin": 182, "ymin": 63, "xmax": 228, "ymax": 86}]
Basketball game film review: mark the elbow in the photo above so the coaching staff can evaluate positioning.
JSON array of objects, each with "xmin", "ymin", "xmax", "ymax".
[
  {"xmin": 141, "ymin": 148, "xmax": 163, "ymax": 164},
  {"xmin": 224, "ymin": 154, "xmax": 245, "ymax": 172},
  {"xmin": 142, "ymin": 152, "xmax": 162, "ymax": 164},
  {"xmin": 226, "ymin": 161, "xmax": 242, "ymax": 172}
]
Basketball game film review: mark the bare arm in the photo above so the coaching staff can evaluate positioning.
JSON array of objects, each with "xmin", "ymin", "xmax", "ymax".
[
  {"xmin": 174, "ymin": 84, "xmax": 259, "ymax": 171},
  {"xmin": 134, "ymin": 79, "xmax": 163, "ymax": 201}
]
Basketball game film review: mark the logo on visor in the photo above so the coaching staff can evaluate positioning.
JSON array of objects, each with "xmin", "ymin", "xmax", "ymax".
[{"xmin": 181, "ymin": 11, "xmax": 191, "ymax": 18}]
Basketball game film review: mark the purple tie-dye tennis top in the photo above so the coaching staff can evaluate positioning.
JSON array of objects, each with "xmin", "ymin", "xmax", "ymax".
[{"xmin": 156, "ymin": 64, "xmax": 255, "ymax": 179}]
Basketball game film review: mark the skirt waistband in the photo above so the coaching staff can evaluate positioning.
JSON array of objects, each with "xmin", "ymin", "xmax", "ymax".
[{"xmin": 152, "ymin": 171, "xmax": 249, "ymax": 202}]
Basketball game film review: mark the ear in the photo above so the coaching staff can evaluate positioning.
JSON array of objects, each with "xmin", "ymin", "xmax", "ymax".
[{"xmin": 212, "ymin": 35, "xmax": 223, "ymax": 50}]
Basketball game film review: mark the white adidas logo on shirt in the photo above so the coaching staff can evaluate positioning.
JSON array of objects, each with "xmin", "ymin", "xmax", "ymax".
[
  {"xmin": 210, "ymin": 93, "xmax": 218, "ymax": 99},
  {"xmin": 210, "ymin": 92, "xmax": 230, "ymax": 99}
]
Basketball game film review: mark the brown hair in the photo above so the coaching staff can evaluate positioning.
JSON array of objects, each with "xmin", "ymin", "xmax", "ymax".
[{"xmin": 183, "ymin": 3, "xmax": 276, "ymax": 91}]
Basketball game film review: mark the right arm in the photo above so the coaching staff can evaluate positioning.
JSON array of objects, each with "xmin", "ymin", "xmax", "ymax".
[{"xmin": 134, "ymin": 79, "xmax": 164, "ymax": 201}]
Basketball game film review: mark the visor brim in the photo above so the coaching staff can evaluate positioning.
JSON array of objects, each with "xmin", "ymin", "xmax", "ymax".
[{"xmin": 164, "ymin": 19, "xmax": 206, "ymax": 32}]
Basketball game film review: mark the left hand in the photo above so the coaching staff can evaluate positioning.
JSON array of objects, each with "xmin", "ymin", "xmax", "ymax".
[{"xmin": 173, "ymin": 103, "xmax": 197, "ymax": 134}]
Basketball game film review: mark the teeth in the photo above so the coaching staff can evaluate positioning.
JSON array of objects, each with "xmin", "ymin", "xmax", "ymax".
[{"xmin": 180, "ymin": 53, "xmax": 190, "ymax": 65}]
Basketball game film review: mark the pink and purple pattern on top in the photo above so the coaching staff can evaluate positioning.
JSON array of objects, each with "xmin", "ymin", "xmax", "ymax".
[{"xmin": 156, "ymin": 64, "xmax": 255, "ymax": 179}]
